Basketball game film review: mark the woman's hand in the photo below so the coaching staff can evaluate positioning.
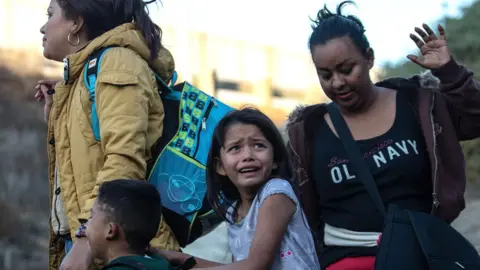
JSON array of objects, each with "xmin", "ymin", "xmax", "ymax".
[
  {"xmin": 34, "ymin": 79, "xmax": 57, "ymax": 123},
  {"xmin": 407, "ymin": 24, "xmax": 452, "ymax": 69}
]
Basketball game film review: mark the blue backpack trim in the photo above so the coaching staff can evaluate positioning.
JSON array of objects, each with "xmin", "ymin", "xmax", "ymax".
[
  {"xmin": 84, "ymin": 47, "xmax": 180, "ymax": 141},
  {"xmin": 155, "ymin": 73, "xmax": 181, "ymax": 101},
  {"xmin": 83, "ymin": 47, "xmax": 115, "ymax": 141}
]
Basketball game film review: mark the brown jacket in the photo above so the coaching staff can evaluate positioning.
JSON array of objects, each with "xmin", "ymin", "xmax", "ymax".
[{"xmin": 286, "ymin": 59, "xmax": 480, "ymax": 234}]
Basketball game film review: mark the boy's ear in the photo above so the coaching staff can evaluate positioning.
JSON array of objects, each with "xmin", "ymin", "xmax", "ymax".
[
  {"xmin": 215, "ymin": 158, "xmax": 227, "ymax": 176},
  {"xmin": 106, "ymin": 223, "xmax": 120, "ymax": 240}
]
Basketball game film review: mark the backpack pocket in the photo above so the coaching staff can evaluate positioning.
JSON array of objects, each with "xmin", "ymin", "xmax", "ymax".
[{"xmin": 148, "ymin": 146, "xmax": 206, "ymax": 221}]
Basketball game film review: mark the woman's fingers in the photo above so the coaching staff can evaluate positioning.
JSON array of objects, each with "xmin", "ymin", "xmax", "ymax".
[{"xmin": 410, "ymin": 33, "xmax": 425, "ymax": 49}]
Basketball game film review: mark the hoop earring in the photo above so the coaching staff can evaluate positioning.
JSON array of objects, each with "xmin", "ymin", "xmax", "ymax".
[{"xmin": 67, "ymin": 33, "xmax": 80, "ymax": 46}]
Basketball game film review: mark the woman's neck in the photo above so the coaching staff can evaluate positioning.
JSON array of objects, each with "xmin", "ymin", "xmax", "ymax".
[
  {"xmin": 75, "ymin": 41, "xmax": 90, "ymax": 52},
  {"xmin": 340, "ymin": 84, "xmax": 382, "ymax": 117},
  {"xmin": 63, "ymin": 40, "xmax": 91, "ymax": 60}
]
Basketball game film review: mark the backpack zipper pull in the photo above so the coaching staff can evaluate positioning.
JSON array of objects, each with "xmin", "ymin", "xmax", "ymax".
[{"xmin": 202, "ymin": 119, "xmax": 206, "ymax": 130}]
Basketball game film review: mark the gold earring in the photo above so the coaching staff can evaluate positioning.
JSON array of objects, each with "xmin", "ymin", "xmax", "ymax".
[{"xmin": 67, "ymin": 33, "xmax": 80, "ymax": 46}]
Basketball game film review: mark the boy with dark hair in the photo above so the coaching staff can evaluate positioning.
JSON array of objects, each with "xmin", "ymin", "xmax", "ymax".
[{"xmin": 85, "ymin": 179, "xmax": 171, "ymax": 269}]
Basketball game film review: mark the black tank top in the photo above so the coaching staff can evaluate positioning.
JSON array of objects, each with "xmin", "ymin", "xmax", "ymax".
[{"xmin": 312, "ymin": 91, "xmax": 432, "ymax": 266}]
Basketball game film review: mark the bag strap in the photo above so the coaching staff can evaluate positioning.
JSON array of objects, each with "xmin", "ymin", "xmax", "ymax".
[
  {"xmin": 326, "ymin": 103, "xmax": 386, "ymax": 216},
  {"xmin": 83, "ymin": 46, "xmax": 181, "ymax": 141},
  {"xmin": 155, "ymin": 72, "xmax": 181, "ymax": 101},
  {"xmin": 84, "ymin": 46, "xmax": 117, "ymax": 141}
]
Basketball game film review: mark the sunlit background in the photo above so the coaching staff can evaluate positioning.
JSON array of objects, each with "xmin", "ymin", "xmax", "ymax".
[
  {"xmin": 1, "ymin": 0, "xmax": 474, "ymax": 126},
  {"xmin": 1, "ymin": 1, "xmax": 479, "ymax": 269}
]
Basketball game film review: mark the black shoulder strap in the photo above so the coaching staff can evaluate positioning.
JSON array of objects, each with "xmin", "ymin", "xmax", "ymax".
[{"xmin": 326, "ymin": 103, "xmax": 386, "ymax": 216}]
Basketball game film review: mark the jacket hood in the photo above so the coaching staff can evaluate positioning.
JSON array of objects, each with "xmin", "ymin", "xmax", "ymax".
[
  {"xmin": 285, "ymin": 70, "xmax": 441, "ymax": 129},
  {"xmin": 65, "ymin": 23, "xmax": 175, "ymax": 83}
]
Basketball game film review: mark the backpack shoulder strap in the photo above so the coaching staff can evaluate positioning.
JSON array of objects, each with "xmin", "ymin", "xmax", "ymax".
[
  {"xmin": 155, "ymin": 72, "xmax": 182, "ymax": 101},
  {"xmin": 83, "ymin": 46, "xmax": 118, "ymax": 141}
]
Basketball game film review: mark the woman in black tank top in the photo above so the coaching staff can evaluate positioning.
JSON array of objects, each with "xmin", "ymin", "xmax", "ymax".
[{"xmin": 286, "ymin": 1, "xmax": 480, "ymax": 269}]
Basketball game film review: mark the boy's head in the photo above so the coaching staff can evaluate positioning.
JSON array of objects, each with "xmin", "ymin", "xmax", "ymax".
[{"xmin": 86, "ymin": 179, "xmax": 161, "ymax": 261}]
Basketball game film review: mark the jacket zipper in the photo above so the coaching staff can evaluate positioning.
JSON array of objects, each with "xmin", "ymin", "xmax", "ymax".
[
  {"xmin": 53, "ymin": 165, "xmax": 61, "ymax": 235},
  {"xmin": 192, "ymin": 98, "xmax": 216, "ymax": 159},
  {"xmin": 49, "ymin": 108, "xmax": 62, "ymax": 235},
  {"xmin": 430, "ymin": 93, "xmax": 440, "ymax": 213}
]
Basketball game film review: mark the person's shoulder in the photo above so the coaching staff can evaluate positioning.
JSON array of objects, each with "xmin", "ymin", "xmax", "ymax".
[
  {"xmin": 259, "ymin": 179, "xmax": 297, "ymax": 201},
  {"xmin": 286, "ymin": 104, "xmax": 325, "ymax": 130},
  {"xmin": 103, "ymin": 255, "xmax": 171, "ymax": 270},
  {"xmin": 376, "ymin": 70, "xmax": 441, "ymax": 93},
  {"xmin": 263, "ymin": 178, "xmax": 293, "ymax": 190},
  {"xmin": 99, "ymin": 47, "xmax": 150, "ymax": 75}
]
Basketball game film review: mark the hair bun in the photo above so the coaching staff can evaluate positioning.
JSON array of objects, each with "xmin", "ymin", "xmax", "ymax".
[{"xmin": 311, "ymin": 1, "xmax": 364, "ymax": 32}]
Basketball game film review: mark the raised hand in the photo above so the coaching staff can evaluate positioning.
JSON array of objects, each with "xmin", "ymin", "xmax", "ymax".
[{"xmin": 407, "ymin": 24, "xmax": 451, "ymax": 69}]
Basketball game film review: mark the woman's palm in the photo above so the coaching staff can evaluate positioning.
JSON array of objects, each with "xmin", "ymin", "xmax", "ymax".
[{"xmin": 407, "ymin": 24, "xmax": 451, "ymax": 69}]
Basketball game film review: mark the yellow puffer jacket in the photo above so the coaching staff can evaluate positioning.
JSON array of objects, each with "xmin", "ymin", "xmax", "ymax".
[{"xmin": 47, "ymin": 23, "xmax": 180, "ymax": 269}]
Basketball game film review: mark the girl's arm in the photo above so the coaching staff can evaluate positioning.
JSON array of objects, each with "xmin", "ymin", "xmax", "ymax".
[
  {"xmin": 152, "ymin": 194, "xmax": 295, "ymax": 270},
  {"xmin": 198, "ymin": 193, "xmax": 296, "ymax": 270}
]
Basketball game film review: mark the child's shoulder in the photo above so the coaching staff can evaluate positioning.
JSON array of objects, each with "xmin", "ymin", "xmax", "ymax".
[
  {"xmin": 261, "ymin": 178, "xmax": 294, "ymax": 192},
  {"xmin": 258, "ymin": 178, "xmax": 297, "ymax": 203},
  {"xmin": 102, "ymin": 254, "xmax": 171, "ymax": 270}
]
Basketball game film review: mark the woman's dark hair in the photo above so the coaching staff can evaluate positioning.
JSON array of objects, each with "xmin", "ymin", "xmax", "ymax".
[
  {"xmin": 309, "ymin": 1, "xmax": 370, "ymax": 56},
  {"xmin": 206, "ymin": 108, "xmax": 293, "ymax": 223},
  {"xmin": 58, "ymin": 0, "xmax": 161, "ymax": 60}
]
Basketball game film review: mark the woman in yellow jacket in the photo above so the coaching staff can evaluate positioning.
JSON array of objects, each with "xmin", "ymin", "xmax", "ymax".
[{"xmin": 35, "ymin": 0, "xmax": 179, "ymax": 269}]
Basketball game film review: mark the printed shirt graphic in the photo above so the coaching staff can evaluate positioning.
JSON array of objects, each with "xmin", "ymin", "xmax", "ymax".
[
  {"xmin": 312, "ymin": 91, "xmax": 433, "ymax": 265},
  {"xmin": 227, "ymin": 179, "xmax": 321, "ymax": 270}
]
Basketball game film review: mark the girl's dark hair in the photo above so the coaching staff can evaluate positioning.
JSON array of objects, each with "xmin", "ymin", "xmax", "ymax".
[
  {"xmin": 309, "ymin": 1, "xmax": 370, "ymax": 56},
  {"xmin": 58, "ymin": 0, "xmax": 162, "ymax": 60},
  {"xmin": 206, "ymin": 108, "xmax": 293, "ymax": 223}
]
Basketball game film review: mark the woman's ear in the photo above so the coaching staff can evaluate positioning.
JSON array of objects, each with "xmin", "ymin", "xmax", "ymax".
[{"xmin": 70, "ymin": 16, "xmax": 84, "ymax": 35}]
